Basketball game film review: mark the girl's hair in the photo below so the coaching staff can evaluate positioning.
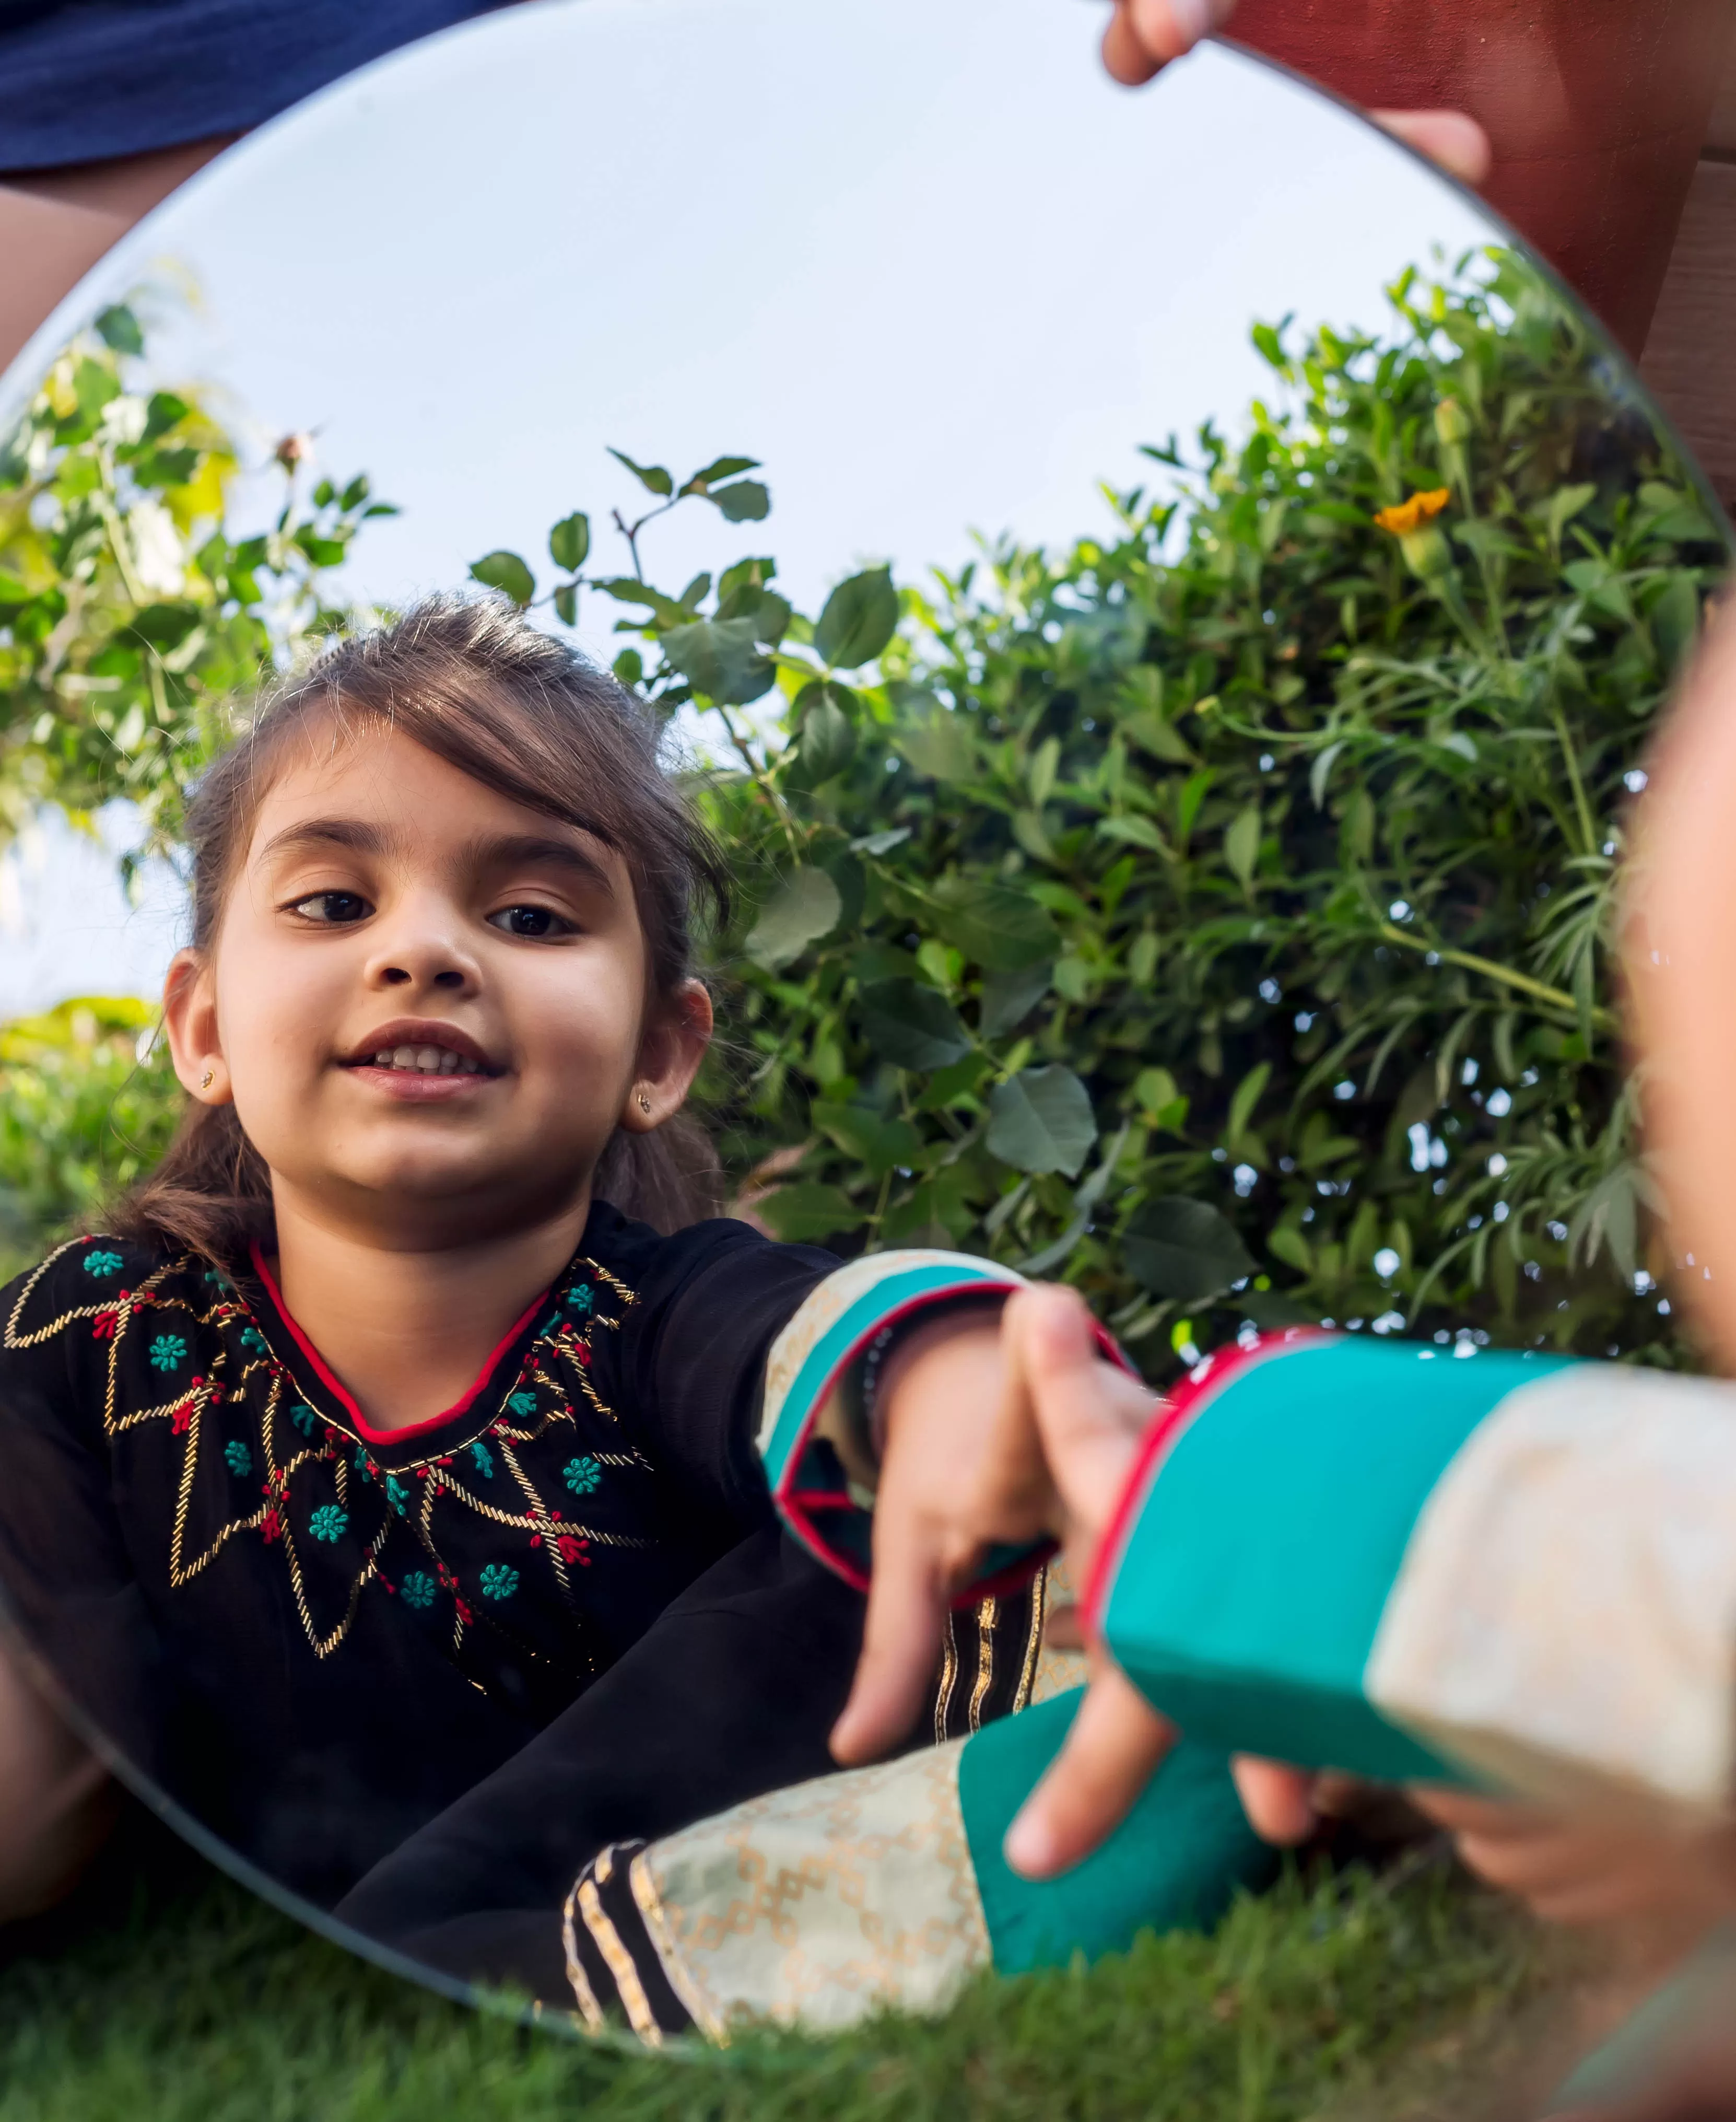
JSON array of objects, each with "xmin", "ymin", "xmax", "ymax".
[{"xmin": 111, "ymin": 595, "xmax": 732, "ymax": 1262}]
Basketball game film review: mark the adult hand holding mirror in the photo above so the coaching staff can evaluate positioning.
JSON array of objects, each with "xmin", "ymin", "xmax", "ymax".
[
  {"xmin": 1097, "ymin": 0, "xmax": 1494, "ymax": 184},
  {"xmin": 0, "ymin": 0, "xmax": 1728, "ymax": 2069}
]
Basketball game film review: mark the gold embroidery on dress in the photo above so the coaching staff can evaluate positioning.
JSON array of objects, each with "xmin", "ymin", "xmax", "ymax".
[
  {"xmin": 580, "ymin": 1850, "xmax": 662, "ymax": 2045},
  {"xmin": 630, "ymin": 1847, "xmax": 719, "ymax": 2042},
  {"xmin": 968, "ymin": 1596, "xmax": 998, "ymax": 1732},
  {"xmin": 7, "ymin": 1237, "xmax": 640, "ymax": 1664},
  {"xmin": 559, "ymin": 1877, "xmax": 607, "ymax": 2034},
  {"xmin": 933, "ymin": 1611, "xmax": 958, "ymax": 1744}
]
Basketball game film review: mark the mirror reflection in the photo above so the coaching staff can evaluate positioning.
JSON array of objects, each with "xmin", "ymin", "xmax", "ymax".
[{"xmin": 0, "ymin": 0, "xmax": 1727, "ymax": 2058}]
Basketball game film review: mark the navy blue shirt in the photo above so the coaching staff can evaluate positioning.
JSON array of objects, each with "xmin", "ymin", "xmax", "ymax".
[{"xmin": 0, "ymin": 2, "xmax": 507, "ymax": 171}]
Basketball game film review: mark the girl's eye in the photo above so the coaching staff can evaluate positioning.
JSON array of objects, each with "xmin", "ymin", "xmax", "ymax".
[
  {"xmin": 289, "ymin": 891, "xmax": 371, "ymax": 925},
  {"xmin": 487, "ymin": 905, "xmax": 573, "ymax": 939}
]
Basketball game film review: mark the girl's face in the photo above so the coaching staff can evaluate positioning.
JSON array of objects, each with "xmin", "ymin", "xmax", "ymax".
[{"xmin": 163, "ymin": 720, "xmax": 711, "ymax": 1249}]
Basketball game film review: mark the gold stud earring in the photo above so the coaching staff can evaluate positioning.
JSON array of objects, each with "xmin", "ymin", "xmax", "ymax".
[
  {"xmin": 200, "ymin": 1069, "xmax": 215, "ymax": 1091},
  {"xmin": 637, "ymin": 1091, "xmax": 652, "ymax": 1115}
]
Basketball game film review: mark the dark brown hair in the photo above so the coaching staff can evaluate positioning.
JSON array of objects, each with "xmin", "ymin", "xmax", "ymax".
[{"xmin": 110, "ymin": 595, "xmax": 731, "ymax": 1262}]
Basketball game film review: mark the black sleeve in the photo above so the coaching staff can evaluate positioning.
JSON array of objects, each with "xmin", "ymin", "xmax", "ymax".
[
  {"xmin": 0, "ymin": 1257, "xmax": 169, "ymax": 1779},
  {"xmin": 332, "ymin": 1523, "xmax": 864, "ymax": 1999},
  {"xmin": 608, "ymin": 1218, "xmax": 840, "ymax": 1532}
]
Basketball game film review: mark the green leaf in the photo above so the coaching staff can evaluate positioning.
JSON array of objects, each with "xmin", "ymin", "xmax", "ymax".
[
  {"xmin": 896, "ymin": 706, "xmax": 977, "ymax": 784},
  {"xmin": 1098, "ymin": 815, "xmax": 1171, "ymax": 856},
  {"xmin": 470, "ymin": 550, "xmax": 535, "ymax": 607},
  {"xmin": 95, "ymin": 304, "xmax": 144, "ymax": 356},
  {"xmin": 811, "ymin": 1102, "xmax": 922, "ymax": 1179},
  {"xmin": 757, "ymin": 1183, "xmax": 857, "ymax": 1243},
  {"xmin": 683, "ymin": 455, "xmax": 760, "ymax": 490},
  {"xmin": 787, "ymin": 681, "xmax": 855, "ymax": 788},
  {"xmin": 815, "ymin": 566, "xmax": 899, "ymax": 669},
  {"xmin": 1226, "ymin": 1061, "xmax": 1271, "ymax": 1150},
  {"xmin": 980, "ymin": 962, "xmax": 1054, "ymax": 1036},
  {"xmin": 858, "ymin": 981, "xmax": 971, "ymax": 1071},
  {"xmin": 660, "ymin": 616, "xmax": 775, "ymax": 704},
  {"xmin": 553, "ymin": 584, "xmax": 579, "ymax": 627},
  {"xmin": 1124, "ymin": 1197, "xmax": 1256, "ymax": 1303},
  {"xmin": 710, "ymin": 480, "xmax": 770, "ymax": 523},
  {"xmin": 928, "ymin": 879, "xmax": 1059, "ymax": 972},
  {"xmin": 987, "ymin": 1066, "xmax": 1097, "ymax": 1179},
  {"xmin": 850, "ymin": 827, "xmax": 911, "ymax": 857},
  {"xmin": 1225, "ymin": 804, "xmax": 1262, "ymax": 892},
  {"xmin": 608, "ymin": 448, "xmax": 673, "ymax": 497},
  {"xmin": 744, "ymin": 866, "xmax": 843, "ymax": 971},
  {"xmin": 549, "ymin": 512, "xmax": 591, "ymax": 572}
]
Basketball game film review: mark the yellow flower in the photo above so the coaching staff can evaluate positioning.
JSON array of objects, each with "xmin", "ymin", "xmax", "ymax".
[{"xmin": 1373, "ymin": 488, "xmax": 1452, "ymax": 537}]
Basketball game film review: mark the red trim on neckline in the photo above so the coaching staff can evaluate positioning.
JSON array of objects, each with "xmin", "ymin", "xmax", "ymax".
[
  {"xmin": 1082, "ymin": 1328, "xmax": 1333, "ymax": 1638},
  {"xmin": 247, "ymin": 1242, "xmax": 549, "ymax": 1447}
]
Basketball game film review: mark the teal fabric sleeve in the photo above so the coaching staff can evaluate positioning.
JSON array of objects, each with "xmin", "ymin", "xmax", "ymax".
[
  {"xmin": 958, "ymin": 1688, "xmax": 1278, "ymax": 1975},
  {"xmin": 1096, "ymin": 1337, "xmax": 1576, "ymax": 1785}
]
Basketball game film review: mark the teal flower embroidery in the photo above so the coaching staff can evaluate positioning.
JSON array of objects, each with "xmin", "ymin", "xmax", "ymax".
[
  {"xmin": 308, "ymin": 1503, "xmax": 348, "ymax": 1543},
  {"xmin": 566, "ymin": 1284, "xmax": 594, "ymax": 1315},
  {"xmin": 223, "ymin": 1440, "xmax": 252, "ymax": 1477},
  {"xmin": 506, "ymin": 1390, "xmax": 537, "ymax": 1419},
  {"xmin": 83, "ymin": 1249, "xmax": 123, "ymax": 1279},
  {"xmin": 240, "ymin": 1327, "xmax": 268, "ymax": 1356},
  {"xmin": 479, "ymin": 1562, "xmax": 518, "ymax": 1601},
  {"xmin": 353, "ymin": 1448, "xmax": 375, "ymax": 1483},
  {"xmin": 290, "ymin": 1404, "xmax": 318, "ymax": 1437},
  {"xmin": 471, "ymin": 1440, "xmax": 495, "ymax": 1478},
  {"xmin": 385, "ymin": 1475, "xmax": 409, "ymax": 1516},
  {"xmin": 400, "ymin": 1570, "xmax": 437, "ymax": 1611},
  {"xmin": 562, "ymin": 1455, "xmax": 602, "ymax": 1497},
  {"xmin": 148, "ymin": 1333, "xmax": 187, "ymax": 1373}
]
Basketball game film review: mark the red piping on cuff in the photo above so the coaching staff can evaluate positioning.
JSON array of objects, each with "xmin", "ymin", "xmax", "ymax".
[
  {"xmin": 1081, "ymin": 1328, "xmax": 1332, "ymax": 1640},
  {"xmin": 771, "ymin": 1276, "xmax": 1135, "ymax": 1600}
]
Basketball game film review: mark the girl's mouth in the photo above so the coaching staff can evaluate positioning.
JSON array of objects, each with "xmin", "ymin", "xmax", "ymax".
[
  {"xmin": 338, "ymin": 1021, "xmax": 503, "ymax": 1094},
  {"xmin": 362, "ymin": 1045, "xmax": 487, "ymax": 1077}
]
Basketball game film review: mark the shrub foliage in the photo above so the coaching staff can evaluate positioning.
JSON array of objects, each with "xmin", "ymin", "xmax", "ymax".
[{"xmin": 2, "ymin": 255, "xmax": 1727, "ymax": 1380}]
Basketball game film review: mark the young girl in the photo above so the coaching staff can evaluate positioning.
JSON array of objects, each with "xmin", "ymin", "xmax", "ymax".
[{"xmin": 0, "ymin": 596, "xmax": 1156, "ymax": 2007}]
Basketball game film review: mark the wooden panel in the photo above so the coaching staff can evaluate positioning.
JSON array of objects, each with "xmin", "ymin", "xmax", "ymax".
[{"xmin": 1641, "ymin": 158, "xmax": 1736, "ymax": 507}]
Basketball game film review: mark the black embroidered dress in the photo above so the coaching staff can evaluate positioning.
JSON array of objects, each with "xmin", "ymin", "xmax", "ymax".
[{"xmin": 0, "ymin": 1204, "xmax": 1039, "ymax": 1987}]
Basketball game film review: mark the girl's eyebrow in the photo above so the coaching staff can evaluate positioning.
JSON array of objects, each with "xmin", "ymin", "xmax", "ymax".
[
  {"xmin": 256, "ymin": 817, "xmax": 389, "ymax": 866},
  {"xmin": 467, "ymin": 832, "xmax": 618, "ymax": 898},
  {"xmin": 255, "ymin": 820, "xmax": 618, "ymax": 898}
]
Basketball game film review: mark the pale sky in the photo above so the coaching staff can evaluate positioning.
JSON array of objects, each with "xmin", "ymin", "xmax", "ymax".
[{"xmin": 0, "ymin": 0, "xmax": 1502, "ymax": 1016}]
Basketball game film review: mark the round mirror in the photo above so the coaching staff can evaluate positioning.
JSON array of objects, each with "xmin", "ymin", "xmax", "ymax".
[{"xmin": 0, "ymin": 0, "xmax": 1726, "ymax": 2074}]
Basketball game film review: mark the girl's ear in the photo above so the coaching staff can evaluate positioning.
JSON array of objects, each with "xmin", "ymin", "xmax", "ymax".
[
  {"xmin": 621, "ymin": 978, "xmax": 713, "ymax": 1134},
  {"xmin": 161, "ymin": 948, "xmax": 232, "ymax": 1105}
]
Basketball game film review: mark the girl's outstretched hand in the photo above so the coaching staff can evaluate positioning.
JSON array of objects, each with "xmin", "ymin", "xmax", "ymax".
[{"xmin": 828, "ymin": 1285, "xmax": 1152, "ymax": 1768}]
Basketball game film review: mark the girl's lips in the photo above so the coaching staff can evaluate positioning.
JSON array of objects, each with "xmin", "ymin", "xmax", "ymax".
[{"xmin": 342, "ymin": 1064, "xmax": 500, "ymax": 1102}]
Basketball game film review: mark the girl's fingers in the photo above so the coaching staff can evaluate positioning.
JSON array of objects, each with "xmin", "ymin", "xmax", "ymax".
[
  {"xmin": 1004, "ymin": 1663, "xmax": 1177, "ymax": 1878},
  {"xmin": 1230, "ymin": 1756, "xmax": 1319, "ymax": 1845},
  {"xmin": 1004, "ymin": 1286, "xmax": 1151, "ymax": 1538},
  {"xmin": 830, "ymin": 1523, "xmax": 948, "ymax": 1767},
  {"xmin": 1370, "ymin": 109, "xmax": 1494, "ymax": 187}
]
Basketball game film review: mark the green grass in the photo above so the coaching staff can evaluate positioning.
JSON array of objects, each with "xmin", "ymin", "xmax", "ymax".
[{"xmin": 0, "ymin": 1821, "xmax": 1573, "ymax": 2122}]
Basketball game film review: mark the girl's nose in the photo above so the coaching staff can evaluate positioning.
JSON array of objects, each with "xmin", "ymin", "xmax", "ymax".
[{"xmin": 363, "ymin": 903, "xmax": 480, "ymax": 995}]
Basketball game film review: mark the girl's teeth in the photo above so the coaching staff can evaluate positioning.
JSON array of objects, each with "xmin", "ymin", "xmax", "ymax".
[{"xmin": 367, "ymin": 1045, "xmax": 486, "ymax": 1074}]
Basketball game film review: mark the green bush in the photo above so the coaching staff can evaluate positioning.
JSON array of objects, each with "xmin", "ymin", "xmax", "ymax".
[
  {"xmin": 486, "ymin": 251, "xmax": 1722, "ymax": 1379},
  {"xmin": 0, "ymin": 999, "xmax": 180, "ymax": 1284},
  {"xmin": 4, "ymin": 253, "xmax": 1726, "ymax": 1383}
]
